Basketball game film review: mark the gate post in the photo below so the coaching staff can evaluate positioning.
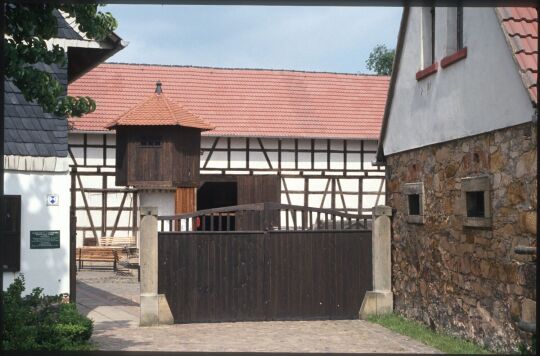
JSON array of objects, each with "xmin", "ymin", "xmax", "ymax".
[
  {"xmin": 139, "ymin": 207, "xmax": 160, "ymax": 326},
  {"xmin": 139, "ymin": 206, "xmax": 174, "ymax": 326},
  {"xmin": 359, "ymin": 205, "xmax": 393, "ymax": 319}
]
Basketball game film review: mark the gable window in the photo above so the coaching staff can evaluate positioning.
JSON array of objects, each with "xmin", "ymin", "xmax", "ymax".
[
  {"xmin": 421, "ymin": 7, "xmax": 436, "ymax": 68},
  {"xmin": 1, "ymin": 195, "xmax": 21, "ymax": 272},
  {"xmin": 430, "ymin": 7, "xmax": 436, "ymax": 64},
  {"xmin": 417, "ymin": 7, "xmax": 439, "ymax": 80},
  {"xmin": 441, "ymin": 6, "xmax": 467, "ymax": 68},
  {"xmin": 403, "ymin": 182, "xmax": 425, "ymax": 224},
  {"xmin": 461, "ymin": 175, "xmax": 491, "ymax": 228},
  {"xmin": 140, "ymin": 136, "xmax": 161, "ymax": 147},
  {"xmin": 457, "ymin": 6, "xmax": 464, "ymax": 50}
]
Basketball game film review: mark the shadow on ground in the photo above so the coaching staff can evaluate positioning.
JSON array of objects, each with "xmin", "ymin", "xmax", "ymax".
[{"xmin": 77, "ymin": 280, "xmax": 139, "ymax": 308}]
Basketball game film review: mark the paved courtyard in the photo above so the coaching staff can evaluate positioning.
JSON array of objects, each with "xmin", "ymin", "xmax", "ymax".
[{"xmin": 76, "ymin": 269, "xmax": 439, "ymax": 353}]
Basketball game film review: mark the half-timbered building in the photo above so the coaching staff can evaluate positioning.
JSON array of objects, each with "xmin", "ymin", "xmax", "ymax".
[{"xmin": 68, "ymin": 63, "xmax": 389, "ymax": 245}]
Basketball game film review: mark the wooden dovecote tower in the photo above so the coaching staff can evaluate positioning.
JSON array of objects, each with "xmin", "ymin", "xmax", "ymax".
[{"xmin": 108, "ymin": 82, "xmax": 214, "ymax": 188}]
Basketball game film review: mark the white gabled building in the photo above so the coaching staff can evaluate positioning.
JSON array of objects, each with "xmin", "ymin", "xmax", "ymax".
[
  {"xmin": 2, "ymin": 11, "xmax": 125, "ymax": 296},
  {"xmin": 377, "ymin": 7, "xmax": 537, "ymax": 351}
]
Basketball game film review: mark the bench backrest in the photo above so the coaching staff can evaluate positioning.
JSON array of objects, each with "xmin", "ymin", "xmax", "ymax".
[
  {"xmin": 98, "ymin": 236, "xmax": 136, "ymax": 247},
  {"xmin": 77, "ymin": 247, "xmax": 118, "ymax": 259}
]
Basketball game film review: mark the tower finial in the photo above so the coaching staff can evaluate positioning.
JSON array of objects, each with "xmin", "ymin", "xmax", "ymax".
[{"xmin": 155, "ymin": 81, "xmax": 162, "ymax": 94}]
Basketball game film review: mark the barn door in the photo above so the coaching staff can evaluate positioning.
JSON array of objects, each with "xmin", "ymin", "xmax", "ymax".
[{"xmin": 237, "ymin": 175, "xmax": 280, "ymax": 230}]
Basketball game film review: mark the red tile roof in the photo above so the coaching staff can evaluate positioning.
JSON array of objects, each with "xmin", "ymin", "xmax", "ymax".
[
  {"xmin": 497, "ymin": 7, "xmax": 538, "ymax": 104},
  {"xmin": 68, "ymin": 63, "xmax": 390, "ymax": 140},
  {"xmin": 107, "ymin": 82, "xmax": 214, "ymax": 130}
]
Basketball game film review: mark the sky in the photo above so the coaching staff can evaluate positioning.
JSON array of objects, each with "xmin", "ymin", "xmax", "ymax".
[{"xmin": 104, "ymin": 5, "xmax": 403, "ymax": 74}]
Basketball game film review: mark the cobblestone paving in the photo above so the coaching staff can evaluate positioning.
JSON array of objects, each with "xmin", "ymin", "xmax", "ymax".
[{"xmin": 77, "ymin": 270, "xmax": 440, "ymax": 353}]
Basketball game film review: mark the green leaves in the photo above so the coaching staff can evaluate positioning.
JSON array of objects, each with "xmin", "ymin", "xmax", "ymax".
[
  {"xmin": 2, "ymin": 276, "xmax": 95, "ymax": 351},
  {"xmin": 366, "ymin": 44, "xmax": 395, "ymax": 76},
  {"xmin": 5, "ymin": 3, "xmax": 117, "ymax": 117},
  {"xmin": 60, "ymin": 4, "xmax": 118, "ymax": 42}
]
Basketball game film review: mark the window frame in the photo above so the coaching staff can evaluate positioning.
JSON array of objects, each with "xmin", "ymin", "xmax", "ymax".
[
  {"xmin": 430, "ymin": 6, "xmax": 436, "ymax": 65},
  {"xmin": 403, "ymin": 182, "xmax": 425, "ymax": 224},
  {"xmin": 461, "ymin": 175, "xmax": 492, "ymax": 228},
  {"xmin": 2, "ymin": 195, "xmax": 21, "ymax": 272},
  {"xmin": 456, "ymin": 5, "xmax": 464, "ymax": 50}
]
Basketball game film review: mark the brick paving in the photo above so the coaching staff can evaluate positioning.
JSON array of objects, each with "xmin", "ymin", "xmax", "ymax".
[{"xmin": 76, "ymin": 270, "xmax": 440, "ymax": 353}]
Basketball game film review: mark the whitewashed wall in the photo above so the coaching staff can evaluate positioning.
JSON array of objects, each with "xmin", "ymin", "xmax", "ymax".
[
  {"xmin": 200, "ymin": 136, "xmax": 385, "ymax": 215},
  {"xmin": 3, "ymin": 164, "xmax": 70, "ymax": 295},
  {"xmin": 383, "ymin": 7, "xmax": 535, "ymax": 156}
]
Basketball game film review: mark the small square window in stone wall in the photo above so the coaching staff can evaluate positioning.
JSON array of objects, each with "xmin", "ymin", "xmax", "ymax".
[
  {"xmin": 403, "ymin": 182, "xmax": 424, "ymax": 224},
  {"xmin": 408, "ymin": 194, "xmax": 421, "ymax": 215},
  {"xmin": 466, "ymin": 191, "xmax": 485, "ymax": 217},
  {"xmin": 461, "ymin": 175, "xmax": 491, "ymax": 228}
]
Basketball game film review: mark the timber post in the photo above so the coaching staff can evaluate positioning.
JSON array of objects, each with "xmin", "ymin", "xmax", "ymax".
[
  {"xmin": 139, "ymin": 206, "xmax": 174, "ymax": 326},
  {"xmin": 359, "ymin": 205, "xmax": 393, "ymax": 319}
]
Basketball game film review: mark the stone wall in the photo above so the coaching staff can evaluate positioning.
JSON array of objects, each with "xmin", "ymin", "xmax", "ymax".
[{"xmin": 386, "ymin": 122, "xmax": 536, "ymax": 352}]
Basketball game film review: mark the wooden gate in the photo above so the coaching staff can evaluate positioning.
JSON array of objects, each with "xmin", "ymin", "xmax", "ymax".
[{"xmin": 157, "ymin": 203, "xmax": 371, "ymax": 323}]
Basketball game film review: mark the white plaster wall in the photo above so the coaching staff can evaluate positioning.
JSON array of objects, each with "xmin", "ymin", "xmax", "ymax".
[
  {"xmin": 139, "ymin": 192, "xmax": 174, "ymax": 216},
  {"xmin": 201, "ymin": 137, "xmax": 380, "ymax": 173},
  {"xmin": 383, "ymin": 7, "xmax": 535, "ymax": 156},
  {"xmin": 139, "ymin": 192, "xmax": 175, "ymax": 232},
  {"xmin": 3, "ymin": 169, "xmax": 70, "ymax": 295}
]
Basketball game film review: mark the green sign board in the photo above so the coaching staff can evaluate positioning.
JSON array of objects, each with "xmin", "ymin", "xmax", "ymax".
[{"xmin": 30, "ymin": 230, "xmax": 60, "ymax": 249}]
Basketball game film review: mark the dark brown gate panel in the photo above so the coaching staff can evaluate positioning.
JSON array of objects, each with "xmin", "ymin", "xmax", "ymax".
[
  {"xmin": 237, "ymin": 175, "xmax": 280, "ymax": 230},
  {"xmin": 158, "ymin": 230, "xmax": 371, "ymax": 323},
  {"xmin": 265, "ymin": 230, "xmax": 371, "ymax": 320},
  {"xmin": 158, "ymin": 232, "xmax": 266, "ymax": 322}
]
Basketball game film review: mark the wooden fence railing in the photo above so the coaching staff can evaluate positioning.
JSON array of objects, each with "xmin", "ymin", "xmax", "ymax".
[{"xmin": 158, "ymin": 202, "xmax": 370, "ymax": 232}]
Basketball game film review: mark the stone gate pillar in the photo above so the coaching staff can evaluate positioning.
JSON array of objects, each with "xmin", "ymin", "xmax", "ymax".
[
  {"xmin": 359, "ymin": 205, "xmax": 393, "ymax": 319},
  {"xmin": 139, "ymin": 207, "xmax": 173, "ymax": 326}
]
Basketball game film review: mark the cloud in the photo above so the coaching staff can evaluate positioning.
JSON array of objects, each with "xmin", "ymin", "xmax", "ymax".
[{"xmin": 105, "ymin": 5, "xmax": 402, "ymax": 73}]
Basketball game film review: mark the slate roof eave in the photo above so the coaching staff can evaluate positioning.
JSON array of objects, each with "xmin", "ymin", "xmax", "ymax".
[{"xmin": 4, "ymin": 61, "xmax": 69, "ymax": 158}]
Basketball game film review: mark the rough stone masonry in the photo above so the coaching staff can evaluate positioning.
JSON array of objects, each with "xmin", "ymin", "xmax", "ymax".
[{"xmin": 386, "ymin": 122, "xmax": 536, "ymax": 352}]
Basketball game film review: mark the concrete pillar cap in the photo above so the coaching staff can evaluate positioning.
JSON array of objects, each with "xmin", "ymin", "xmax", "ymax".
[
  {"xmin": 141, "ymin": 207, "xmax": 158, "ymax": 216},
  {"xmin": 372, "ymin": 205, "xmax": 392, "ymax": 217}
]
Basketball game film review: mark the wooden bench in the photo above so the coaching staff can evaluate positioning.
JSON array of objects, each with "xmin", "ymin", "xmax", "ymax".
[{"xmin": 76, "ymin": 247, "xmax": 119, "ymax": 271}]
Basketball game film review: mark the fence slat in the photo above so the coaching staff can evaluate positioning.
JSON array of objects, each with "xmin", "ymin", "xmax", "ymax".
[{"xmin": 157, "ymin": 203, "xmax": 371, "ymax": 232}]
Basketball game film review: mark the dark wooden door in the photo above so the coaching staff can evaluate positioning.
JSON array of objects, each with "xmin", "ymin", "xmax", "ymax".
[{"xmin": 237, "ymin": 175, "xmax": 280, "ymax": 230}]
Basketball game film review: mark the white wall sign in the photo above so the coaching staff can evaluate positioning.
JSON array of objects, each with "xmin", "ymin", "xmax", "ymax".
[{"xmin": 47, "ymin": 194, "xmax": 59, "ymax": 206}]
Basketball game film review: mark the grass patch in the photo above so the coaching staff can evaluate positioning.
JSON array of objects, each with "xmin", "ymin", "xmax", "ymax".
[{"xmin": 368, "ymin": 313, "xmax": 491, "ymax": 354}]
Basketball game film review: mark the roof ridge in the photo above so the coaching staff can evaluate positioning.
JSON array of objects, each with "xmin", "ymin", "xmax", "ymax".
[{"xmin": 103, "ymin": 61, "xmax": 387, "ymax": 78}]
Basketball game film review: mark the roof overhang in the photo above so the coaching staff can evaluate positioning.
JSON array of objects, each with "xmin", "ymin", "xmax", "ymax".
[
  {"xmin": 52, "ymin": 10, "xmax": 128, "ymax": 83},
  {"xmin": 375, "ymin": 6, "xmax": 410, "ymax": 165},
  {"xmin": 67, "ymin": 33, "xmax": 127, "ymax": 84}
]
